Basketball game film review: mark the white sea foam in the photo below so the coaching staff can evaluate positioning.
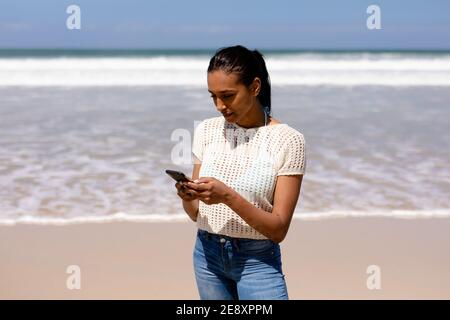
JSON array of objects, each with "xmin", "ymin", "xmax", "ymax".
[
  {"xmin": 1, "ymin": 53, "xmax": 450, "ymax": 86},
  {"xmin": 1, "ymin": 209, "xmax": 449, "ymax": 226}
]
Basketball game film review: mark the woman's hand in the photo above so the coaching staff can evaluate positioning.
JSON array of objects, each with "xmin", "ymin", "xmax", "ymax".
[
  {"xmin": 185, "ymin": 177, "xmax": 234, "ymax": 205},
  {"xmin": 175, "ymin": 181, "xmax": 199, "ymax": 201}
]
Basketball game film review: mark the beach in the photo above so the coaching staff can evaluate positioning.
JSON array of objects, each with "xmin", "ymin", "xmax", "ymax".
[
  {"xmin": 1, "ymin": 217, "xmax": 450, "ymax": 300},
  {"xmin": 1, "ymin": 50, "xmax": 449, "ymax": 300}
]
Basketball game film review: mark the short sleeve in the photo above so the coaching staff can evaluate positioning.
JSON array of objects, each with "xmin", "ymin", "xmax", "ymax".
[
  {"xmin": 277, "ymin": 132, "xmax": 306, "ymax": 176},
  {"xmin": 191, "ymin": 120, "xmax": 205, "ymax": 163}
]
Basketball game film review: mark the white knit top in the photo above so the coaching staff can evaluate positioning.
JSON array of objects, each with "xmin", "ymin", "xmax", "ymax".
[{"xmin": 191, "ymin": 116, "xmax": 306, "ymax": 240}]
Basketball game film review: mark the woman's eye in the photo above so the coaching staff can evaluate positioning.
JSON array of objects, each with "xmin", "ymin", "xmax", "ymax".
[{"xmin": 209, "ymin": 94, "xmax": 233, "ymax": 99}]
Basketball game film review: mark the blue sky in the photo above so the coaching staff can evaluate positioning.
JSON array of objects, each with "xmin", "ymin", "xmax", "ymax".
[{"xmin": 0, "ymin": 0, "xmax": 449, "ymax": 49}]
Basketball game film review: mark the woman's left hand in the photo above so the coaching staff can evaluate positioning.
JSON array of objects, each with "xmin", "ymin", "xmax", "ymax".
[{"xmin": 185, "ymin": 177, "xmax": 233, "ymax": 205}]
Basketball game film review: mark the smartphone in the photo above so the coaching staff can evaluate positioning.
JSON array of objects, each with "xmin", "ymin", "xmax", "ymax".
[{"xmin": 165, "ymin": 169, "xmax": 194, "ymax": 183}]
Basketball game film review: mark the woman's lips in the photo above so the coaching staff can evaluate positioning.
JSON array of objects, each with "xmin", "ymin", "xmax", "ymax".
[{"xmin": 223, "ymin": 112, "xmax": 234, "ymax": 119}]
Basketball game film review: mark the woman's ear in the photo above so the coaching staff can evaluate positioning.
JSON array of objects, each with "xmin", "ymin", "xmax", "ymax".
[{"xmin": 251, "ymin": 77, "xmax": 261, "ymax": 96}]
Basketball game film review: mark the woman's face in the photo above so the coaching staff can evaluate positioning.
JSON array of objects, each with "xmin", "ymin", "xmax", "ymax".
[{"xmin": 207, "ymin": 70, "xmax": 260, "ymax": 123}]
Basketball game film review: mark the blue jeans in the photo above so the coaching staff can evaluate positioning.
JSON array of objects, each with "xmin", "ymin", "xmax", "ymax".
[{"xmin": 193, "ymin": 229, "xmax": 289, "ymax": 300}]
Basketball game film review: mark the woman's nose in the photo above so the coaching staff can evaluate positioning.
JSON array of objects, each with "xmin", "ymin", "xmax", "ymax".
[{"xmin": 216, "ymin": 102, "xmax": 226, "ymax": 111}]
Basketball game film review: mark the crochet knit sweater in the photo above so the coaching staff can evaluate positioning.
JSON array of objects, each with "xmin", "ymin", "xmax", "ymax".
[{"xmin": 192, "ymin": 116, "xmax": 306, "ymax": 239}]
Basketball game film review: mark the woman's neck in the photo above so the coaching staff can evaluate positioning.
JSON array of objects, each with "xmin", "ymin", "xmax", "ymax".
[{"xmin": 236, "ymin": 103, "xmax": 267, "ymax": 129}]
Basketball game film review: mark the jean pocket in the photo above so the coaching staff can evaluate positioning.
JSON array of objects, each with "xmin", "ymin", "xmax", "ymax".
[{"xmin": 239, "ymin": 239, "xmax": 277, "ymax": 257}]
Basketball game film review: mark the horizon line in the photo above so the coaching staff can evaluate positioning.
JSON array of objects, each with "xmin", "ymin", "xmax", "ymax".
[{"xmin": 0, "ymin": 47, "xmax": 450, "ymax": 55}]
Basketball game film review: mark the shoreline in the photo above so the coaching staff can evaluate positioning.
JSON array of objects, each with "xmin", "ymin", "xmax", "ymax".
[{"xmin": 1, "ymin": 209, "xmax": 449, "ymax": 226}]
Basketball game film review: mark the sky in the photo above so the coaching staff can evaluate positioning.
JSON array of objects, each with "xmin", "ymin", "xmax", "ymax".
[{"xmin": 0, "ymin": 0, "xmax": 449, "ymax": 49}]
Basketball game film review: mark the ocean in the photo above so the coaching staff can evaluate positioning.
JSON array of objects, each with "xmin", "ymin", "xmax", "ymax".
[{"xmin": 0, "ymin": 49, "xmax": 449, "ymax": 225}]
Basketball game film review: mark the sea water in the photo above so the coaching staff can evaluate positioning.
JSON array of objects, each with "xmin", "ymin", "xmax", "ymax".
[{"xmin": 0, "ymin": 49, "xmax": 449, "ymax": 224}]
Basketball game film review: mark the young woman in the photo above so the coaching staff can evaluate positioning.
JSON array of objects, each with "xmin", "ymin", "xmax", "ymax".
[{"xmin": 175, "ymin": 45, "xmax": 306, "ymax": 300}]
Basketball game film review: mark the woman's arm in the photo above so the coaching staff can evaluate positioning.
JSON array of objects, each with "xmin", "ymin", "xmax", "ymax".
[
  {"xmin": 225, "ymin": 175, "xmax": 303, "ymax": 243},
  {"xmin": 186, "ymin": 174, "xmax": 303, "ymax": 243}
]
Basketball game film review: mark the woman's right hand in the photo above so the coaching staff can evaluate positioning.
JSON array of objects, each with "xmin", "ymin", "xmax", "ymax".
[{"xmin": 175, "ymin": 181, "xmax": 198, "ymax": 201}]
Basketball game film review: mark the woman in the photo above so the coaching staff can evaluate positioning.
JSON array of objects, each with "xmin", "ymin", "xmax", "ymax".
[{"xmin": 175, "ymin": 45, "xmax": 306, "ymax": 300}]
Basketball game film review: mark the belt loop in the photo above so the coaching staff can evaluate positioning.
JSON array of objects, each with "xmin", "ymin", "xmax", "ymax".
[{"xmin": 233, "ymin": 239, "xmax": 239, "ymax": 252}]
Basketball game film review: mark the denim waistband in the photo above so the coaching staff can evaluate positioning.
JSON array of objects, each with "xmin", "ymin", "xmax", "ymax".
[{"xmin": 197, "ymin": 228, "xmax": 271, "ymax": 244}]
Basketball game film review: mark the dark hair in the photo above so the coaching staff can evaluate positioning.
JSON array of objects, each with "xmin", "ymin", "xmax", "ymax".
[{"xmin": 207, "ymin": 45, "xmax": 272, "ymax": 115}]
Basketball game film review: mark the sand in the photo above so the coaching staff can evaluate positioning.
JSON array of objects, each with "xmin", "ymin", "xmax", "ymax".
[{"xmin": 1, "ymin": 217, "xmax": 450, "ymax": 299}]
